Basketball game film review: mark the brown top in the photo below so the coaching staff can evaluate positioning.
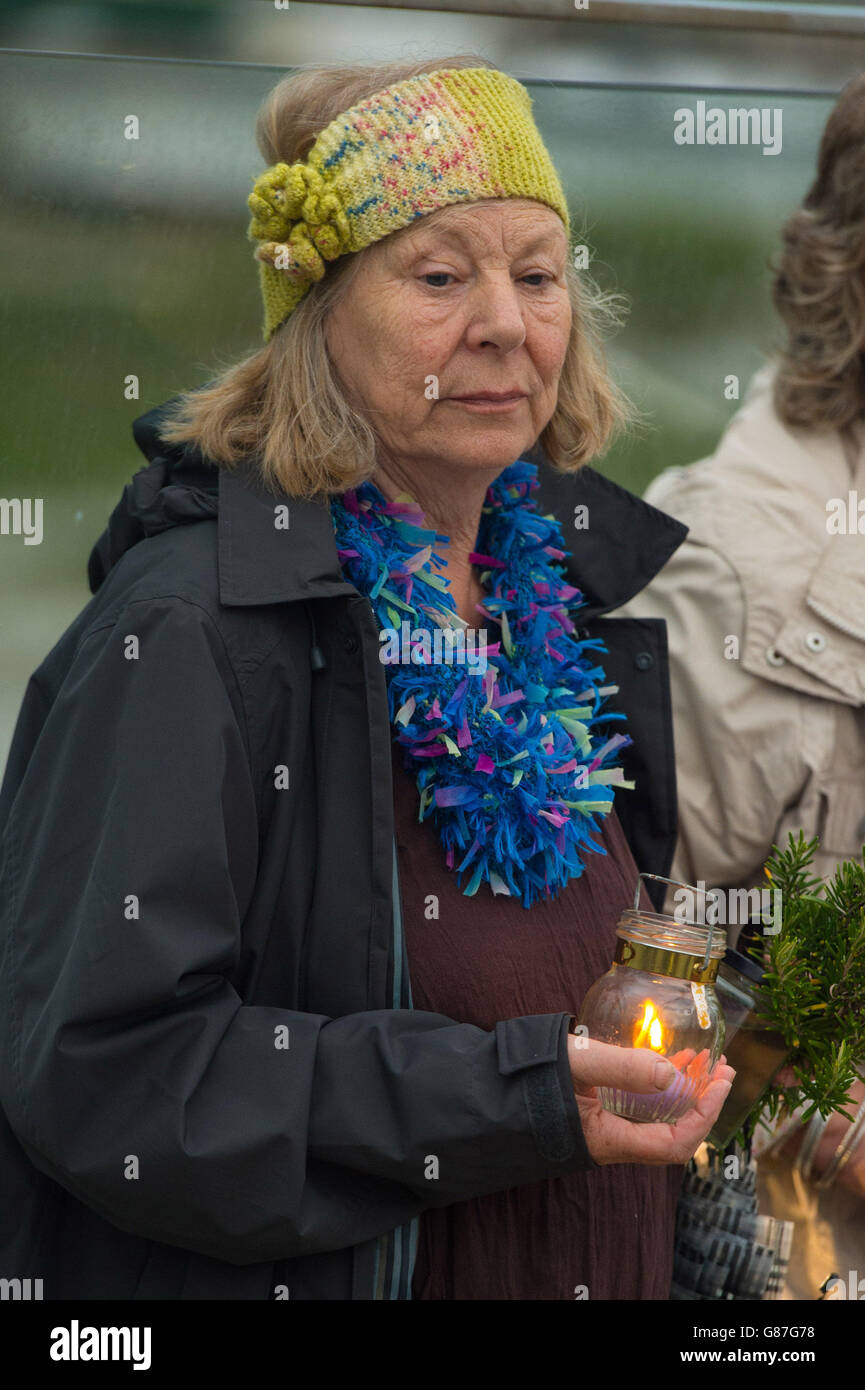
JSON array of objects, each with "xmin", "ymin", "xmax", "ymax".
[{"xmin": 392, "ymin": 753, "xmax": 683, "ymax": 1301}]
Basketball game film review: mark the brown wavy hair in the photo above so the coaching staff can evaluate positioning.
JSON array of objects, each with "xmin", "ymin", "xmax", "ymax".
[
  {"xmin": 772, "ymin": 73, "xmax": 865, "ymax": 430},
  {"xmin": 158, "ymin": 55, "xmax": 633, "ymax": 499}
]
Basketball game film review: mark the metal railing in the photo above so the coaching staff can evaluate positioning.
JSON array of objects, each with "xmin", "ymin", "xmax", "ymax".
[{"xmin": 312, "ymin": 0, "xmax": 865, "ymax": 38}]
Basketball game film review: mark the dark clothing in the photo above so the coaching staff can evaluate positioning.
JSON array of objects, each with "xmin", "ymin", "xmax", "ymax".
[
  {"xmin": 393, "ymin": 758, "xmax": 683, "ymax": 1300},
  {"xmin": 0, "ymin": 392, "xmax": 687, "ymax": 1300}
]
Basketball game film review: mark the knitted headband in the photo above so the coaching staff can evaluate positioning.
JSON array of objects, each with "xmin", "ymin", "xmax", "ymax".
[{"xmin": 247, "ymin": 66, "xmax": 571, "ymax": 342}]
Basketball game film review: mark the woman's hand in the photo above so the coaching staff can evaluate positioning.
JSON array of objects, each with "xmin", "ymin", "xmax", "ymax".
[{"xmin": 567, "ymin": 1036, "xmax": 735, "ymax": 1165}]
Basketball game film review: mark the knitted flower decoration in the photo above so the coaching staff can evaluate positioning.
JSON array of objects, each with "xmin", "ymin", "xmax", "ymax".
[{"xmin": 247, "ymin": 161, "xmax": 352, "ymax": 282}]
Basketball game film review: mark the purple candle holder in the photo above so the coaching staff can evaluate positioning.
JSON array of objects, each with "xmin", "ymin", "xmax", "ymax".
[{"xmin": 598, "ymin": 1051, "xmax": 709, "ymax": 1125}]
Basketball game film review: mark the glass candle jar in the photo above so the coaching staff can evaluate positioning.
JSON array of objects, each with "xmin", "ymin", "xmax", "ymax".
[
  {"xmin": 713, "ymin": 948, "xmax": 763, "ymax": 1046},
  {"xmin": 708, "ymin": 949, "xmax": 792, "ymax": 1151},
  {"xmin": 578, "ymin": 907, "xmax": 727, "ymax": 1124}
]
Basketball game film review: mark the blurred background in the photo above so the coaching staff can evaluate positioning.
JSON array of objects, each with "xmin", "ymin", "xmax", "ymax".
[{"xmin": 1, "ymin": 0, "xmax": 865, "ymax": 762}]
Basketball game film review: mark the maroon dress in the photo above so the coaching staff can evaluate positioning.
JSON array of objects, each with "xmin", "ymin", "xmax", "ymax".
[{"xmin": 392, "ymin": 754, "xmax": 683, "ymax": 1301}]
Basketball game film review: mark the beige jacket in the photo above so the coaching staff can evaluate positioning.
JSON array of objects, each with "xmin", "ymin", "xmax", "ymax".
[{"xmin": 616, "ymin": 361, "xmax": 865, "ymax": 1299}]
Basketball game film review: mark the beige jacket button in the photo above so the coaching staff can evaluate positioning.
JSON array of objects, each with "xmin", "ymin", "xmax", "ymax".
[
  {"xmin": 805, "ymin": 631, "xmax": 826, "ymax": 653},
  {"xmin": 766, "ymin": 646, "xmax": 786, "ymax": 667}
]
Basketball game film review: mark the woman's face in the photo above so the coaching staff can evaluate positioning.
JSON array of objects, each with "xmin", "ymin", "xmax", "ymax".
[{"xmin": 324, "ymin": 198, "xmax": 572, "ymax": 479}]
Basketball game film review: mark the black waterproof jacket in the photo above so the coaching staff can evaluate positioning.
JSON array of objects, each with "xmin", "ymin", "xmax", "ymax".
[{"xmin": 0, "ymin": 398, "xmax": 687, "ymax": 1300}]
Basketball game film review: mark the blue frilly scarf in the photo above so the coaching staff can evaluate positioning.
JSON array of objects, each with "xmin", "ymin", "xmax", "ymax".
[{"xmin": 330, "ymin": 458, "xmax": 634, "ymax": 909}]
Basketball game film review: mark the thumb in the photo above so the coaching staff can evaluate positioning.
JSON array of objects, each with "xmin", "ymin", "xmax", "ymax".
[{"xmin": 570, "ymin": 1037, "xmax": 678, "ymax": 1094}]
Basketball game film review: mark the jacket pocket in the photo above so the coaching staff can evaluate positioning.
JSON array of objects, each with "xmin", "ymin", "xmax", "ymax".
[{"xmin": 818, "ymin": 773, "xmax": 865, "ymax": 860}]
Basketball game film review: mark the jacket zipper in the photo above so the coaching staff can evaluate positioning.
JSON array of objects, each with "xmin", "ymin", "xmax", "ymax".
[
  {"xmin": 806, "ymin": 595, "xmax": 865, "ymax": 645},
  {"xmin": 350, "ymin": 593, "xmax": 418, "ymax": 1300},
  {"xmin": 373, "ymin": 833, "xmax": 419, "ymax": 1299}
]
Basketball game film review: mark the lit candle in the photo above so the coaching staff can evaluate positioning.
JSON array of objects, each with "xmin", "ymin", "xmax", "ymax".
[
  {"xmin": 634, "ymin": 1000, "xmax": 664, "ymax": 1051},
  {"xmin": 596, "ymin": 998, "xmax": 712, "ymax": 1123}
]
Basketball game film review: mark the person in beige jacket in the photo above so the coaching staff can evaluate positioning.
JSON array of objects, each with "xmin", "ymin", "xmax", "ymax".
[
  {"xmin": 615, "ymin": 74, "xmax": 865, "ymax": 1299},
  {"xmin": 626, "ymin": 362, "xmax": 865, "ymax": 896}
]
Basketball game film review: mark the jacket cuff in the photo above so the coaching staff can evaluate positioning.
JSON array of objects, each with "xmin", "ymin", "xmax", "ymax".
[
  {"xmin": 557, "ymin": 1016, "xmax": 599, "ymax": 1169},
  {"xmin": 495, "ymin": 1014, "xmax": 596, "ymax": 1171}
]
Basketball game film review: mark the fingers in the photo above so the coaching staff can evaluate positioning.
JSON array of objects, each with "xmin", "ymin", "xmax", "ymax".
[
  {"xmin": 569, "ymin": 1037, "xmax": 680, "ymax": 1095},
  {"xmin": 712, "ymin": 1063, "xmax": 737, "ymax": 1088},
  {"xmin": 666, "ymin": 1048, "xmax": 696, "ymax": 1069},
  {"xmin": 576, "ymin": 1064, "xmax": 736, "ymax": 1166},
  {"xmin": 661, "ymin": 1071, "xmax": 735, "ymax": 1159}
]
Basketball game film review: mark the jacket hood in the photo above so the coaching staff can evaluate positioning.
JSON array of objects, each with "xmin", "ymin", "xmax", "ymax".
[
  {"xmin": 87, "ymin": 397, "xmax": 220, "ymax": 595},
  {"xmin": 88, "ymin": 393, "xmax": 688, "ymax": 621}
]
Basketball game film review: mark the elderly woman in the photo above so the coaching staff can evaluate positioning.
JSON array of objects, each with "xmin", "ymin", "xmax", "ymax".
[{"xmin": 0, "ymin": 56, "xmax": 732, "ymax": 1302}]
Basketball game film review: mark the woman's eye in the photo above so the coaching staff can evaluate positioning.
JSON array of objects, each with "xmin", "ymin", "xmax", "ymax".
[{"xmin": 421, "ymin": 271, "xmax": 553, "ymax": 288}]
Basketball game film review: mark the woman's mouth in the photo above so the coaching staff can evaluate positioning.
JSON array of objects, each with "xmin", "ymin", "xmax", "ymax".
[{"xmin": 449, "ymin": 392, "xmax": 527, "ymax": 412}]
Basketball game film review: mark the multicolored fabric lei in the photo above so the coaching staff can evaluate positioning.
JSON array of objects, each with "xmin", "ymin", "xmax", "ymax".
[{"xmin": 330, "ymin": 458, "xmax": 634, "ymax": 909}]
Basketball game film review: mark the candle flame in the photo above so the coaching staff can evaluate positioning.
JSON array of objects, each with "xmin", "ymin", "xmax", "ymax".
[{"xmin": 634, "ymin": 1000, "xmax": 664, "ymax": 1052}]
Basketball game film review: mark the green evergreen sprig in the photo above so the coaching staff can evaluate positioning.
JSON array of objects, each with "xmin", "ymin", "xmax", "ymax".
[{"xmin": 739, "ymin": 831, "xmax": 865, "ymax": 1133}]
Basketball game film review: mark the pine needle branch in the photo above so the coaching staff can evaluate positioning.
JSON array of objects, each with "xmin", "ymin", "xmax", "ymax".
[{"xmin": 737, "ymin": 834, "xmax": 865, "ymax": 1133}]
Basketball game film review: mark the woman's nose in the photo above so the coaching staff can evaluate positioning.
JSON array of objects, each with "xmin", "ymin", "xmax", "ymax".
[{"xmin": 464, "ymin": 276, "xmax": 528, "ymax": 351}]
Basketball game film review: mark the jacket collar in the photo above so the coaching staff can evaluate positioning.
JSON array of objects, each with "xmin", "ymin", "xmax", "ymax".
[
  {"xmin": 217, "ymin": 459, "xmax": 357, "ymax": 608},
  {"xmin": 216, "ymin": 448, "xmax": 688, "ymax": 620},
  {"xmin": 528, "ymin": 446, "xmax": 688, "ymax": 620}
]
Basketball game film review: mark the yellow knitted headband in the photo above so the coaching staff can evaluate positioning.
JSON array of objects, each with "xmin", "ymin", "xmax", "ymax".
[{"xmin": 247, "ymin": 66, "xmax": 571, "ymax": 342}]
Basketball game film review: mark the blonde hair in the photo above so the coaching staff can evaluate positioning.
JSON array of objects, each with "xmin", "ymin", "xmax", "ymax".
[
  {"xmin": 772, "ymin": 71, "xmax": 865, "ymax": 431},
  {"xmin": 158, "ymin": 55, "xmax": 632, "ymax": 499}
]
